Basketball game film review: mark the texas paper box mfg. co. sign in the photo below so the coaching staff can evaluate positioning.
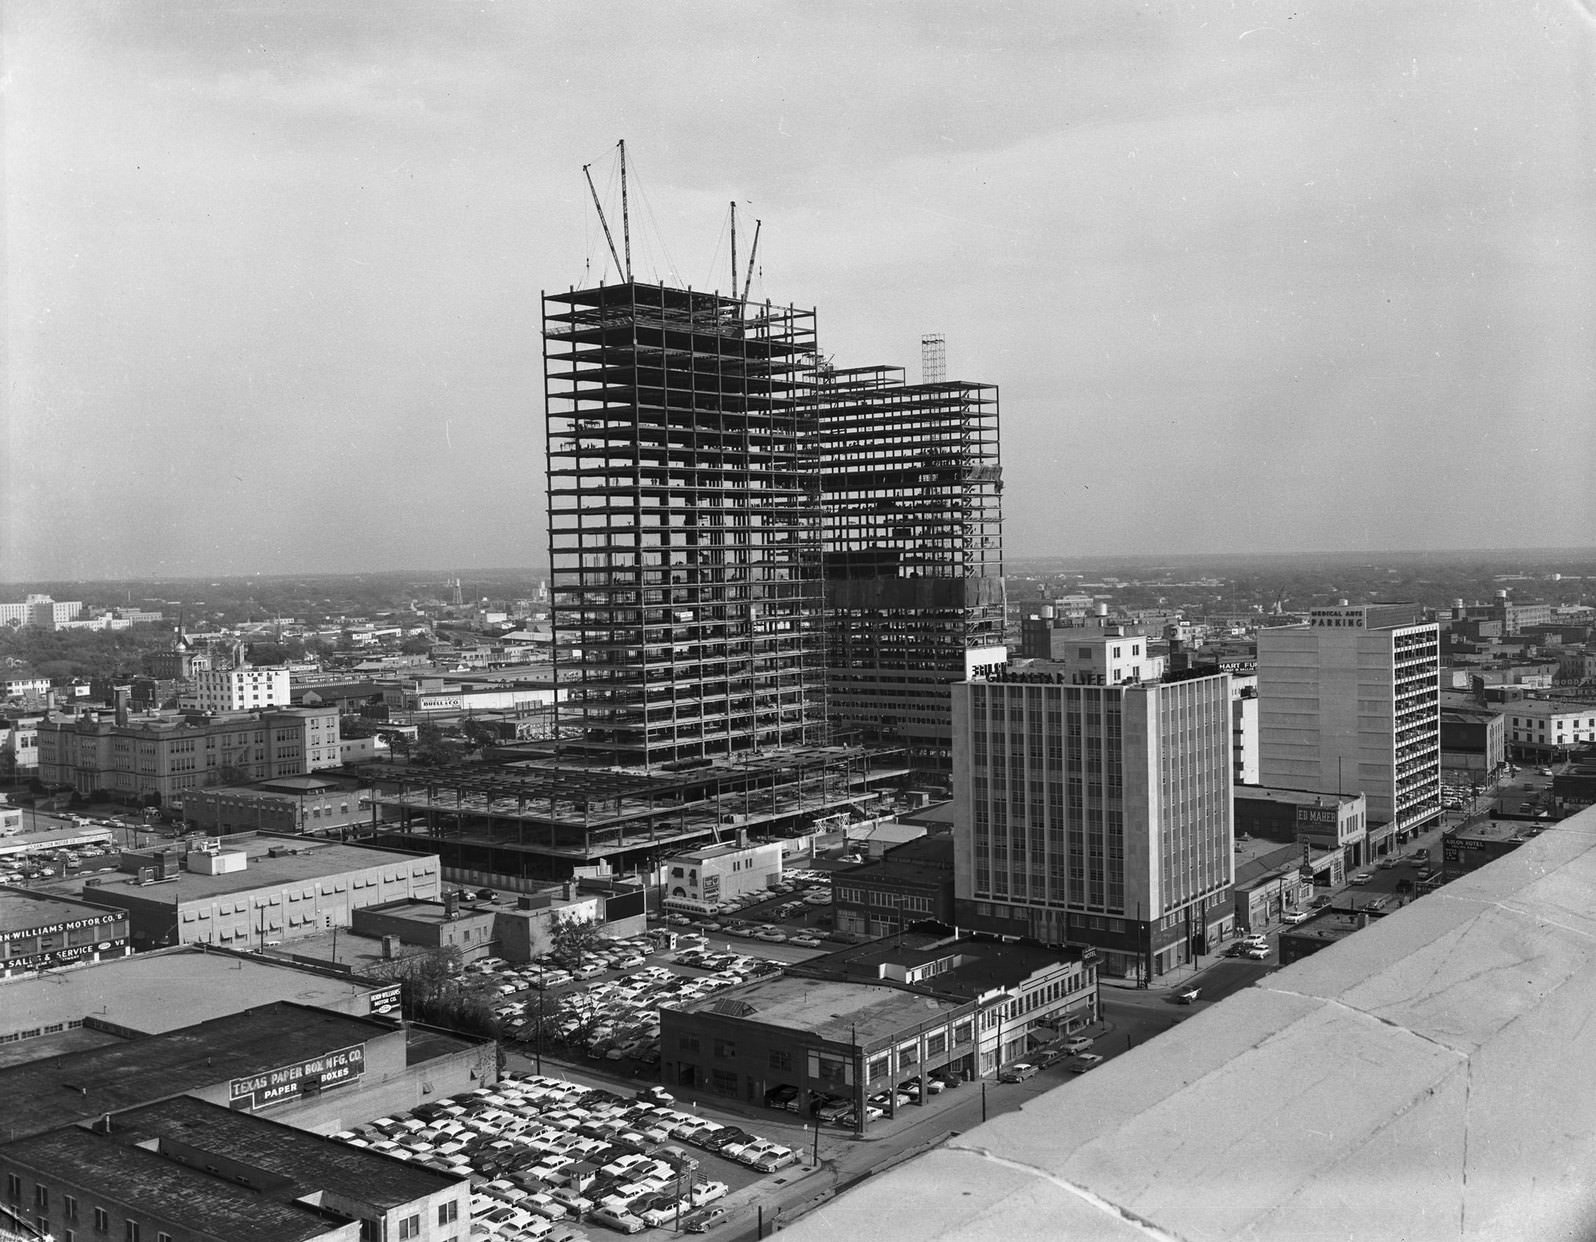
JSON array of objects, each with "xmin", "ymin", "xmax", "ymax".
[{"xmin": 228, "ymin": 1044, "xmax": 366, "ymax": 1110}]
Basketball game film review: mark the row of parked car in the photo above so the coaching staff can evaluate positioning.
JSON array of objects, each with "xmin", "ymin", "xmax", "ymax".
[
  {"xmin": 491, "ymin": 946, "xmax": 784, "ymax": 1068},
  {"xmin": 0, "ymin": 840, "xmax": 119, "ymax": 883},
  {"xmin": 332, "ymin": 1072, "xmax": 796, "ymax": 1236}
]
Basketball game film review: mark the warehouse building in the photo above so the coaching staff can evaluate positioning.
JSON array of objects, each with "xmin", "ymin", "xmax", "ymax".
[
  {"xmin": 82, "ymin": 833, "xmax": 441, "ymax": 950},
  {"xmin": 0, "ymin": 887, "xmax": 129, "ymax": 979},
  {"xmin": 0, "ymin": 1001, "xmax": 496, "ymax": 1145},
  {"xmin": 0, "ymin": 945, "xmax": 399, "ymax": 1066},
  {"xmin": 661, "ymin": 928, "xmax": 1095, "ymax": 1124},
  {"xmin": 0, "ymin": 1095, "xmax": 467, "ymax": 1242}
]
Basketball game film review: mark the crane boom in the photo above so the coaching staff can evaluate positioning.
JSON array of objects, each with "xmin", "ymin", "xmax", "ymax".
[
  {"xmin": 740, "ymin": 219, "xmax": 762, "ymax": 306},
  {"xmin": 618, "ymin": 139, "xmax": 632, "ymax": 281},
  {"xmin": 583, "ymin": 163, "xmax": 623, "ymax": 277}
]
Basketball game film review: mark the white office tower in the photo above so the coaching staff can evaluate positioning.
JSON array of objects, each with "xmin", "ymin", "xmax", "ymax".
[
  {"xmin": 1256, "ymin": 603, "xmax": 1441, "ymax": 855},
  {"xmin": 953, "ymin": 635, "xmax": 1235, "ymax": 981}
]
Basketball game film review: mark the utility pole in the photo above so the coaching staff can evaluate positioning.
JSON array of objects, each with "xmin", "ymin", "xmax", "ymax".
[{"xmin": 852, "ymin": 1023, "xmax": 864, "ymax": 1138}]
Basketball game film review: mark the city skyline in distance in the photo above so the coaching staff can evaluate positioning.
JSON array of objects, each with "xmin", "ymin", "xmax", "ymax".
[
  {"xmin": 4, "ymin": 546, "xmax": 1593, "ymax": 611},
  {"xmin": 6, "ymin": 2, "xmax": 1593, "ymax": 581}
]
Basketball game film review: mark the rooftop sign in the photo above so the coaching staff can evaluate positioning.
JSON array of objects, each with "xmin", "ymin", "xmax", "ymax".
[{"xmin": 228, "ymin": 1043, "xmax": 365, "ymax": 1110}]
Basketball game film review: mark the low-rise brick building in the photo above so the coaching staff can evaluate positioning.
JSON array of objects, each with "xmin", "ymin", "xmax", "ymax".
[{"xmin": 832, "ymin": 834, "xmax": 955, "ymax": 936}]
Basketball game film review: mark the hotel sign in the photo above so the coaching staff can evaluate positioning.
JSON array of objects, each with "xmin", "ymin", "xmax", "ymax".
[{"xmin": 229, "ymin": 1044, "xmax": 365, "ymax": 1110}]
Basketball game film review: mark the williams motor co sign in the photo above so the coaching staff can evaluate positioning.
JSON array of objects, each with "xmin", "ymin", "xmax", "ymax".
[
  {"xmin": 0, "ymin": 912, "xmax": 122, "ymax": 943},
  {"xmin": 229, "ymin": 1044, "xmax": 366, "ymax": 1110}
]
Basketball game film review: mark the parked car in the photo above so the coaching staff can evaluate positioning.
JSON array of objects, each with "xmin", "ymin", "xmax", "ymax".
[
  {"xmin": 1348, "ymin": 871, "xmax": 1373, "ymax": 885},
  {"xmin": 1062, "ymin": 1035, "xmax": 1095, "ymax": 1053},
  {"xmin": 1067, "ymin": 1053, "xmax": 1105, "ymax": 1073},
  {"xmin": 998, "ymin": 1063, "xmax": 1039, "ymax": 1083},
  {"xmin": 588, "ymin": 1206, "xmax": 647, "ymax": 1234},
  {"xmin": 684, "ymin": 1207, "xmax": 728, "ymax": 1234},
  {"xmin": 1242, "ymin": 945, "xmax": 1270, "ymax": 960},
  {"xmin": 1281, "ymin": 909, "xmax": 1309, "ymax": 924}
]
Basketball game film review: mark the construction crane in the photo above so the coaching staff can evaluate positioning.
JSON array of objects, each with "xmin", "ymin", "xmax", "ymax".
[
  {"xmin": 582, "ymin": 140, "xmax": 632, "ymax": 281},
  {"xmin": 730, "ymin": 202, "xmax": 762, "ymax": 308}
]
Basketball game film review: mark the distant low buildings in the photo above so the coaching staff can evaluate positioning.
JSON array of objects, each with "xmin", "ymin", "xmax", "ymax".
[
  {"xmin": 1502, "ymin": 698, "xmax": 1596, "ymax": 759},
  {"xmin": 37, "ymin": 703, "xmax": 341, "ymax": 805},
  {"xmin": 186, "ymin": 663, "xmax": 292, "ymax": 712},
  {"xmin": 0, "ymin": 593, "xmax": 83, "ymax": 629},
  {"xmin": 182, "ymin": 775, "xmax": 374, "ymax": 837}
]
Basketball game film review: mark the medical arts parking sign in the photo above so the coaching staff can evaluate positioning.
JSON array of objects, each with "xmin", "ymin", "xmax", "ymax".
[{"xmin": 228, "ymin": 1044, "xmax": 366, "ymax": 1110}]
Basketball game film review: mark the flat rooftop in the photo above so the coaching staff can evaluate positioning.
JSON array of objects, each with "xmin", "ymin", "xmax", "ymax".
[
  {"xmin": 1450, "ymin": 819, "xmax": 1539, "ymax": 844},
  {"xmin": 0, "ymin": 886, "xmax": 125, "ymax": 935},
  {"xmin": 109, "ymin": 1095, "xmax": 460, "ymax": 1208},
  {"xmin": 362, "ymin": 897, "xmax": 494, "ymax": 925},
  {"xmin": 259, "ymin": 775, "xmax": 345, "ymax": 792},
  {"xmin": 781, "ymin": 806, "xmax": 1596, "ymax": 1242},
  {"xmin": 1235, "ymin": 785, "xmax": 1359, "ymax": 809},
  {"xmin": 2, "ymin": 1125, "xmax": 342, "ymax": 1242},
  {"xmin": 0, "ymin": 1002, "xmax": 398, "ymax": 1140},
  {"xmin": 799, "ymin": 930, "xmax": 1084, "ymax": 997},
  {"xmin": 681, "ymin": 974, "xmax": 965, "ymax": 1045},
  {"xmin": 261, "ymin": 928, "xmax": 432, "ymax": 972},
  {"xmin": 0, "ymin": 945, "xmax": 378, "ymax": 1041},
  {"xmin": 100, "ymin": 835, "xmax": 436, "ymax": 903},
  {"xmin": 1279, "ymin": 909, "xmax": 1368, "ymax": 946},
  {"xmin": 671, "ymin": 841, "xmax": 775, "ymax": 863}
]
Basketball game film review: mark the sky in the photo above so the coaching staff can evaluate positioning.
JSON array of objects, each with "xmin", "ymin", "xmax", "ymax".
[{"xmin": 4, "ymin": 0, "xmax": 1594, "ymax": 581}]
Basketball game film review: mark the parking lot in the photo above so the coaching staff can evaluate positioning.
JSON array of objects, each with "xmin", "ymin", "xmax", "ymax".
[
  {"xmin": 485, "ymin": 939, "xmax": 795, "ymax": 1075},
  {"xmin": 334, "ymin": 1070, "xmax": 807, "ymax": 1238},
  {"xmin": 660, "ymin": 870, "xmax": 835, "ymax": 949}
]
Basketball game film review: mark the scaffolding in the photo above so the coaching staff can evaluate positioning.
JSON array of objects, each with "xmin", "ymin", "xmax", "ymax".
[
  {"xmin": 816, "ymin": 365, "xmax": 1005, "ymax": 772},
  {"xmin": 542, "ymin": 281, "xmax": 828, "ymax": 767}
]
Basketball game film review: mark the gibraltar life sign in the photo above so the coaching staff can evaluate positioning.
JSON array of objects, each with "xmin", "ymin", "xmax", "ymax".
[{"xmin": 229, "ymin": 1043, "xmax": 366, "ymax": 1110}]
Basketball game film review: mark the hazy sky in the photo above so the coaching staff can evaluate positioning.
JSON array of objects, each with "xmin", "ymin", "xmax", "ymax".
[{"xmin": 5, "ymin": 1, "xmax": 1594, "ymax": 581}]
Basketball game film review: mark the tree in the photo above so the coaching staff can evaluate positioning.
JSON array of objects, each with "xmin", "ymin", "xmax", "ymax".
[
  {"xmin": 460, "ymin": 721, "xmax": 499, "ymax": 755},
  {"xmin": 379, "ymin": 730, "xmax": 412, "ymax": 763},
  {"xmin": 549, "ymin": 910, "xmax": 604, "ymax": 969},
  {"xmin": 378, "ymin": 946, "xmax": 500, "ymax": 1037},
  {"xmin": 413, "ymin": 721, "xmax": 454, "ymax": 766},
  {"xmin": 401, "ymin": 633, "xmax": 434, "ymax": 655}
]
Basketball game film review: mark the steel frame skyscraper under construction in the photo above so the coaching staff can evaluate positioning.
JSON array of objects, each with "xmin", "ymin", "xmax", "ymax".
[
  {"xmin": 542, "ymin": 281, "xmax": 827, "ymax": 768},
  {"xmin": 817, "ymin": 364, "xmax": 1005, "ymax": 774}
]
